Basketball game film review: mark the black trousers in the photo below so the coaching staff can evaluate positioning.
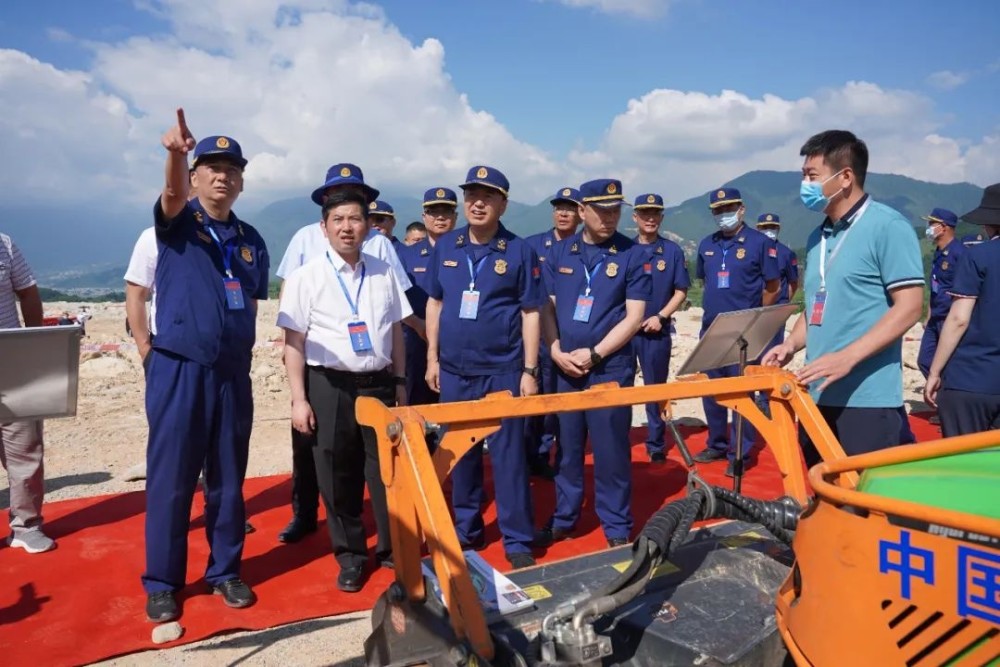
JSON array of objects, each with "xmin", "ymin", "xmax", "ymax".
[
  {"xmin": 938, "ymin": 388, "xmax": 1000, "ymax": 437},
  {"xmin": 306, "ymin": 366, "xmax": 395, "ymax": 569},
  {"xmin": 800, "ymin": 405, "xmax": 903, "ymax": 469},
  {"xmin": 289, "ymin": 426, "xmax": 319, "ymax": 522}
]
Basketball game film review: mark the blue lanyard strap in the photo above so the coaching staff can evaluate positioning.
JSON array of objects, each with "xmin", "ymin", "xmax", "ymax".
[
  {"xmin": 465, "ymin": 252, "xmax": 490, "ymax": 290},
  {"xmin": 581, "ymin": 258, "xmax": 603, "ymax": 296},
  {"xmin": 327, "ymin": 252, "xmax": 366, "ymax": 317},
  {"xmin": 206, "ymin": 225, "xmax": 237, "ymax": 278}
]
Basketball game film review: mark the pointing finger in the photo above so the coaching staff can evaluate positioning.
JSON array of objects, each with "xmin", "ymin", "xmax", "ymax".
[{"xmin": 176, "ymin": 107, "xmax": 189, "ymax": 134}]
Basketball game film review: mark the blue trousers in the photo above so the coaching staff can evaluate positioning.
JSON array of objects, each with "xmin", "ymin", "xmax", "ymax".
[
  {"xmin": 142, "ymin": 351, "xmax": 252, "ymax": 593},
  {"xmin": 917, "ymin": 318, "xmax": 942, "ymax": 379},
  {"xmin": 632, "ymin": 332, "xmax": 672, "ymax": 454},
  {"xmin": 702, "ymin": 364, "xmax": 757, "ymax": 461},
  {"xmin": 524, "ymin": 346, "xmax": 558, "ymax": 463},
  {"xmin": 552, "ymin": 362, "xmax": 635, "ymax": 541},
  {"xmin": 439, "ymin": 369, "xmax": 533, "ymax": 554}
]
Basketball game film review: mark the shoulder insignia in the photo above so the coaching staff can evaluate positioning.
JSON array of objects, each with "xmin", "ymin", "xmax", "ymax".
[
  {"xmin": 736, "ymin": 248, "xmax": 747, "ymax": 260},
  {"xmin": 494, "ymin": 259, "xmax": 507, "ymax": 275},
  {"xmin": 497, "ymin": 238, "xmax": 507, "ymax": 251},
  {"xmin": 570, "ymin": 243, "xmax": 579, "ymax": 253},
  {"xmin": 443, "ymin": 260, "xmax": 459, "ymax": 267},
  {"xmin": 456, "ymin": 234, "xmax": 465, "ymax": 246},
  {"xmin": 606, "ymin": 262, "xmax": 619, "ymax": 278},
  {"xmin": 657, "ymin": 259, "xmax": 667, "ymax": 272},
  {"xmin": 240, "ymin": 246, "xmax": 253, "ymax": 264},
  {"xmin": 608, "ymin": 245, "xmax": 618, "ymax": 254},
  {"xmin": 196, "ymin": 231, "xmax": 212, "ymax": 244},
  {"xmin": 420, "ymin": 247, "xmax": 429, "ymax": 256},
  {"xmin": 538, "ymin": 256, "xmax": 547, "ymax": 262},
  {"xmin": 943, "ymin": 249, "xmax": 949, "ymax": 255},
  {"xmin": 558, "ymin": 266, "xmax": 574, "ymax": 274},
  {"xmin": 737, "ymin": 237, "xmax": 745, "ymax": 243},
  {"xmin": 655, "ymin": 245, "xmax": 663, "ymax": 254},
  {"xmin": 193, "ymin": 210, "xmax": 204, "ymax": 223},
  {"xmin": 544, "ymin": 238, "xmax": 552, "ymax": 247}
]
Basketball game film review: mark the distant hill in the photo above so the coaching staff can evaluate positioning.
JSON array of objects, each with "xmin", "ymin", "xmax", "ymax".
[{"xmin": 14, "ymin": 172, "xmax": 983, "ymax": 289}]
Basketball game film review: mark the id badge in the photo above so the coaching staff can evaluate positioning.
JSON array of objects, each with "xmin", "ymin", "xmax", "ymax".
[
  {"xmin": 717, "ymin": 271, "xmax": 730, "ymax": 289},
  {"xmin": 459, "ymin": 290, "xmax": 481, "ymax": 320},
  {"xmin": 931, "ymin": 277, "xmax": 940, "ymax": 294},
  {"xmin": 223, "ymin": 278, "xmax": 245, "ymax": 310},
  {"xmin": 348, "ymin": 321, "xmax": 373, "ymax": 352},
  {"xmin": 809, "ymin": 291, "xmax": 827, "ymax": 326},
  {"xmin": 573, "ymin": 294, "xmax": 594, "ymax": 322}
]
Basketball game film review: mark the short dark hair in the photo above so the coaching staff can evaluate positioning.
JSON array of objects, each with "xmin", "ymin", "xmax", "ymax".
[
  {"xmin": 321, "ymin": 191, "xmax": 369, "ymax": 221},
  {"xmin": 799, "ymin": 130, "xmax": 869, "ymax": 188},
  {"xmin": 406, "ymin": 221, "xmax": 426, "ymax": 233}
]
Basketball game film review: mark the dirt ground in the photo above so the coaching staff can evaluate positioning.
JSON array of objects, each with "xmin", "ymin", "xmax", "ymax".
[{"xmin": 9, "ymin": 300, "xmax": 930, "ymax": 665}]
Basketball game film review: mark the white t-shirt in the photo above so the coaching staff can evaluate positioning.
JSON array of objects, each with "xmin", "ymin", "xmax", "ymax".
[
  {"xmin": 0, "ymin": 233, "xmax": 37, "ymax": 329},
  {"xmin": 277, "ymin": 251, "xmax": 413, "ymax": 372},
  {"xmin": 276, "ymin": 221, "xmax": 412, "ymax": 292},
  {"xmin": 123, "ymin": 227, "xmax": 158, "ymax": 334}
]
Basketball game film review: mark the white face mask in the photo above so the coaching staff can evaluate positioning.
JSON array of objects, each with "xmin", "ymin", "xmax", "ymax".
[
  {"xmin": 763, "ymin": 230, "xmax": 778, "ymax": 241},
  {"xmin": 925, "ymin": 225, "xmax": 942, "ymax": 240},
  {"xmin": 714, "ymin": 210, "xmax": 741, "ymax": 231}
]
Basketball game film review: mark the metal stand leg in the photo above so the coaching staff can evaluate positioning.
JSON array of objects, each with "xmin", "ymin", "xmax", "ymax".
[{"xmin": 733, "ymin": 336, "xmax": 749, "ymax": 493}]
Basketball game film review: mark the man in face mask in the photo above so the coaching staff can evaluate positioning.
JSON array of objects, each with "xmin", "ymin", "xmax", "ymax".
[
  {"xmin": 692, "ymin": 188, "xmax": 780, "ymax": 477},
  {"xmin": 762, "ymin": 130, "xmax": 924, "ymax": 466},
  {"xmin": 917, "ymin": 208, "xmax": 964, "ymax": 378}
]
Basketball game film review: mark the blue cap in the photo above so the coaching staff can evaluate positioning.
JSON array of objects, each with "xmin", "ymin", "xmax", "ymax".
[
  {"xmin": 580, "ymin": 179, "xmax": 629, "ymax": 208},
  {"xmin": 962, "ymin": 233, "xmax": 986, "ymax": 246},
  {"xmin": 192, "ymin": 135, "xmax": 247, "ymax": 169},
  {"xmin": 633, "ymin": 193, "xmax": 664, "ymax": 210},
  {"xmin": 311, "ymin": 163, "xmax": 380, "ymax": 206},
  {"xmin": 550, "ymin": 187, "xmax": 582, "ymax": 206},
  {"xmin": 369, "ymin": 200, "xmax": 394, "ymax": 217},
  {"xmin": 423, "ymin": 187, "xmax": 458, "ymax": 207},
  {"xmin": 709, "ymin": 187, "xmax": 742, "ymax": 209},
  {"xmin": 757, "ymin": 213, "xmax": 781, "ymax": 226},
  {"xmin": 922, "ymin": 207, "xmax": 958, "ymax": 227},
  {"xmin": 460, "ymin": 165, "xmax": 509, "ymax": 197}
]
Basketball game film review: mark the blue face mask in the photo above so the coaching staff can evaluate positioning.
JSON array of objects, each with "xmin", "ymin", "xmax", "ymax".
[
  {"xmin": 714, "ymin": 210, "xmax": 741, "ymax": 231},
  {"xmin": 800, "ymin": 170, "xmax": 845, "ymax": 212}
]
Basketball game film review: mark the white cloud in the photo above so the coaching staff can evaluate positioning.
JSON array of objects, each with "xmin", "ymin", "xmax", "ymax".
[
  {"xmin": 542, "ymin": 0, "xmax": 671, "ymax": 19},
  {"xmin": 926, "ymin": 70, "xmax": 969, "ymax": 90}
]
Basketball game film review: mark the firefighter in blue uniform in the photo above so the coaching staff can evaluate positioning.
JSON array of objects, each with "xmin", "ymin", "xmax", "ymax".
[
  {"xmin": 917, "ymin": 208, "xmax": 964, "ymax": 378},
  {"xmin": 536, "ymin": 179, "xmax": 650, "ymax": 548},
  {"xmin": 424, "ymin": 167, "xmax": 543, "ymax": 569},
  {"xmin": 631, "ymin": 193, "xmax": 690, "ymax": 463},
  {"xmin": 143, "ymin": 111, "xmax": 269, "ymax": 622},
  {"xmin": 397, "ymin": 187, "xmax": 459, "ymax": 406},
  {"xmin": 523, "ymin": 187, "xmax": 582, "ymax": 478},
  {"xmin": 369, "ymin": 200, "xmax": 403, "ymax": 249},
  {"xmin": 692, "ymin": 188, "xmax": 780, "ymax": 476}
]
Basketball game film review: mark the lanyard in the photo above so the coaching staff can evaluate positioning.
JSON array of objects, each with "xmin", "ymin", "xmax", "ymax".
[
  {"xmin": 327, "ymin": 252, "xmax": 366, "ymax": 317},
  {"xmin": 206, "ymin": 226, "xmax": 237, "ymax": 278},
  {"xmin": 720, "ymin": 244, "xmax": 731, "ymax": 271},
  {"xmin": 819, "ymin": 198, "xmax": 871, "ymax": 291},
  {"xmin": 582, "ymin": 259, "xmax": 604, "ymax": 296},
  {"xmin": 465, "ymin": 252, "xmax": 490, "ymax": 290}
]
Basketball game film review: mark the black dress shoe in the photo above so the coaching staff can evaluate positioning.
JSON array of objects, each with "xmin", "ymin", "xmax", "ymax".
[
  {"xmin": 458, "ymin": 534, "xmax": 486, "ymax": 551},
  {"xmin": 649, "ymin": 451, "xmax": 667, "ymax": 464},
  {"xmin": 607, "ymin": 538, "xmax": 629, "ymax": 548},
  {"xmin": 532, "ymin": 526, "xmax": 573, "ymax": 548},
  {"xmin": 337, "ymin": 565, "xmax": 366, "ymax": 593},
  {"xmin": 146, "ymin": 590, "xmax": 179, "ymax": 623},
  {"xmin": 693, "ymin": 448, "xmax": 727, "ymax": 463},
  {"xmin": 278, "ymin": 517, "xmax": 318, "ymax": 543},
  {"xmin": 244, "ymin": 520, "xmax": 256, "ymax": 534},
  {"xmin": 725, "ymin": 460, "xmax": 752, "ymax": 478},
  {"xmin": 506, "ymin": 552, "xmax": 536, "ymax": 569},
  {"xmin": 213, "ymin": 578, "xmax": 256, "ymax": 608}
]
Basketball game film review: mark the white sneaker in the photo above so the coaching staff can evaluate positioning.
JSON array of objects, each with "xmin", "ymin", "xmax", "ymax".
[{"xmin": 8, "ymin": 529, "xmax": 56, "ymax": 553}]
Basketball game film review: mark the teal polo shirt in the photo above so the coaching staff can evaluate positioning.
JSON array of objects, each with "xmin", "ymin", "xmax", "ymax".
[{"xmin": 803, "ymin": 196, "xmax": 924, "ymax": 407}]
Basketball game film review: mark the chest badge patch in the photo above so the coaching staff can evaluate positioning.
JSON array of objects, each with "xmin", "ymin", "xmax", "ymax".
[
  {"xmin": 657, "ymin": 259, "xmax": 667, "ymax": 272},
  {"xmin": 736, "ymin": 248, "xmax": 746, "ymax": 260},
  {"xmin": 941, "ymin": 261, "xmax": 949, "ymax": 270},
  {"xmin": 240, "ymin": 246, "xmax": 253, "ymax": 264},
  {"xmin": 420, "ymin": 248, "xmax": 429, "ymax": 256},
  {"xmin": 443, "ymin": 260, "xmax": 459, "ymax": 267},
  {"xmin": 494, "ymin": 259, "xmax": 508, "ymax": 275},
  {"xmin": 606, "ymin": 262, "xmax": 619, "ymax": 278}
]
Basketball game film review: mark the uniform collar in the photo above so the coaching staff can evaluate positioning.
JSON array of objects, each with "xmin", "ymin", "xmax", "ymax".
[
  {"xmin": 569, "ymin": 231, "xmax": 622, "ymax": 255},
  {"xmin": 711, "ymin": 225, "xmax": 747, "ymax": 244},
  {"xmin": 824, "ymin": 194, "xmax": 869, "ymax": 232},
  {"xmin": 190, "ymin": 196, "xmax": 241, "ymax": 232},
  {"xmin": 454, "ymin": 222, "xmax": 513, "ymax": 253}
]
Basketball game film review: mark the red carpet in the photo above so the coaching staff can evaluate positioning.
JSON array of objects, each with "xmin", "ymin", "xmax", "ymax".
[{"xmin": 0, "ymin": 415, "xmax": 940, "ymax": 665}]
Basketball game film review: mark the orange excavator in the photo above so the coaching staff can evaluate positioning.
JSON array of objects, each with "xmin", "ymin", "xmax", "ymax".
[{"xmin": 356, "ymin": 366, "xmax": 1000, "ymax": 666}]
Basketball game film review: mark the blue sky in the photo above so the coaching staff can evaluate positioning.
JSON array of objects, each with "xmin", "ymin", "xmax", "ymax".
[{"xmin": 0, "ymin": 0, "xmax": 998, "ymax": 209}]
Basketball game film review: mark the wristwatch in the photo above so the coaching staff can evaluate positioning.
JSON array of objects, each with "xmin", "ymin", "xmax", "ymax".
[
  {"xmin": 657, "ymin": 315, "xmax": 670, "ymax": 328},
  {"xmin": 589, "ymin": 347, "xmax": 603, "ymax": 366},
  {"xmin": 394, "ymin": 376, "xmax": 407, "ymax": 386},
  {"xmin": 523, "ymin": 366, "xmax": 539, "ymax": 379}
]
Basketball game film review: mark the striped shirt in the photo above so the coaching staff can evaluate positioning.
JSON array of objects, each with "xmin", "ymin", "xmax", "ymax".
[{"xmin": 0, "ymin": 233, "xmax": 37, "ymax": 329}]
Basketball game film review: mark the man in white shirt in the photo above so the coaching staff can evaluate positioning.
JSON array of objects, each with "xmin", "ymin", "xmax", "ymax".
[
  {"xmin": 273, "ymin": 163, "xmax": 421, "ymax": 547},
  {"xmin": 279, "ymin": 190, "xmax": 411, "ymax": 592}
]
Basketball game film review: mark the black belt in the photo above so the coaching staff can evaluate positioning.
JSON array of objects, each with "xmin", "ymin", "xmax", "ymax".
[{"xmin": 309, "ymin": 365, "xmax": 394, "ymax": 388}]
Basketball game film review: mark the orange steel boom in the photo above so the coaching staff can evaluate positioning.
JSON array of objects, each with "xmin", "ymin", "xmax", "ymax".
[{"xmin": 356, "ymin": 366, "xmax": 849, "ymax": 661}]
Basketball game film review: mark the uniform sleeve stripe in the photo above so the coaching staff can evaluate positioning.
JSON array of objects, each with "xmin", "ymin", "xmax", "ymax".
[
  {"xmin": 886, "ymin": 277, "xmax": 925, "ymax": 289},
  {"xmin": 946, "ymin": 292, "xmax": 977, "ymax": 299}
]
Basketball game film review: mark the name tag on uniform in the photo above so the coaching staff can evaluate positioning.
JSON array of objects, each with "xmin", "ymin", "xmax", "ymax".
[
  {"xmin": 573, "ymin": 294, "xmax": 594, "ymax": 322},
  {"xmin": 716, "ymin": 271, "xmax": 730, "ymax": 289},
  {"xmin": 413, "ymin": 267, "xmax": 426, "ymax": 273},
  {"xmin": 223, "ymin": 279, "xmax": 245, "ymax": 310},
  {"xmin": 459, "ymin": 290, "xmax": 480, "ymax": 320},
  {"xmin": 348, "ymin": 321, "xmax": 373, "ymax": 352},
  {"xmin": 809, "ymin": 291, "xmax": 827, "ymax": 326}
]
